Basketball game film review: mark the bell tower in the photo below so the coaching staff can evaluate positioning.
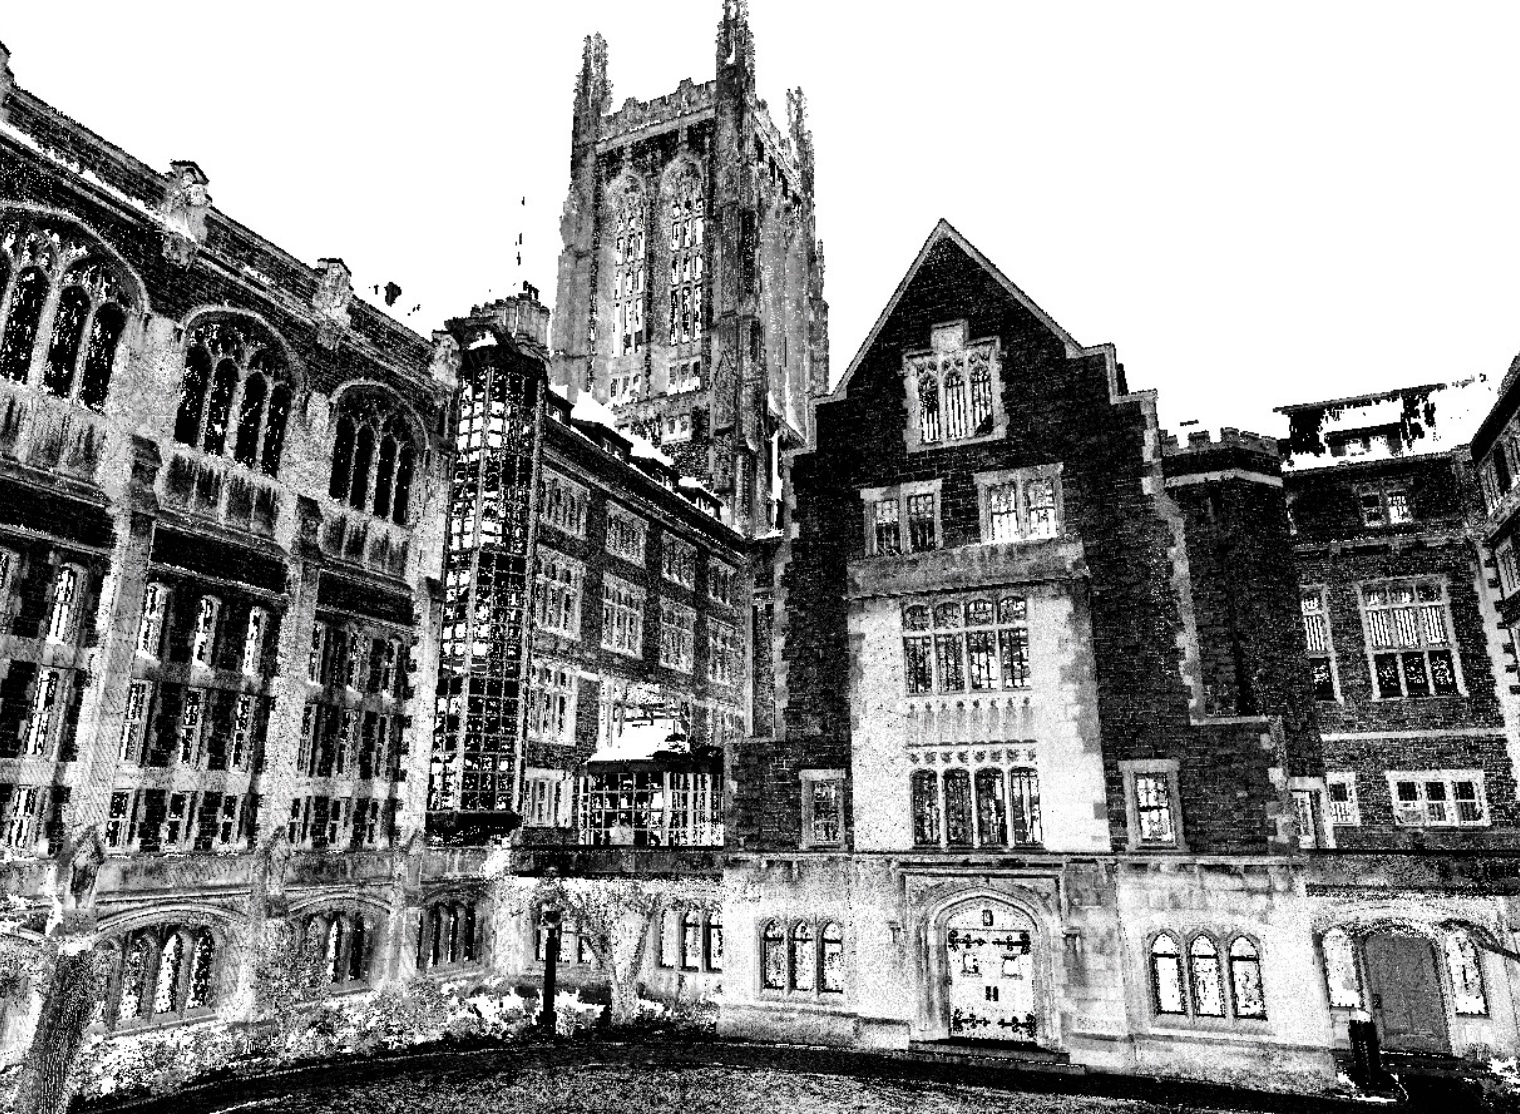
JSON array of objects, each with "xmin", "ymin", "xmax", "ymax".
[{"xmin": 549, "ymin": 0, "xmax": 828, "ymax": 537}]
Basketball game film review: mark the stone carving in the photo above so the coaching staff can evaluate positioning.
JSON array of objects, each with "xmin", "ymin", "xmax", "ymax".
[
  {"xmin": 62, "ymin": 826, "xmax": 105, "ymax": 913},
  {"xmin": 430, "ymin": 331, "xmax": 461, "ymax": 388},
  {"xmin": 161, "ymin": 161, "xmax": 211, "ymax": 266},
  {"xmin": 313, "ymin": 258, "xmax": 353, "ymax": 349},
  {"xmin": 256, "ymin": 829, "xmax": 293, "ymax": 917}
]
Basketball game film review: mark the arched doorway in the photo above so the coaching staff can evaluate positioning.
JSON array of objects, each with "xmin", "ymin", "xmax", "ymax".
[
  {"xmin": 1363, "ymin": 933, "xmax": 1449, "ymax": 1054},
  {"xmin": 942, "ymin": 901, "xmax": 1040, "ymax": 1043}
]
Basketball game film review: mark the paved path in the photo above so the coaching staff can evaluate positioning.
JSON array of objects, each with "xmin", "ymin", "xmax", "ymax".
[{"xmin": 85, "ymin": 1038, "xmax": 1379, "ymax": 1114}]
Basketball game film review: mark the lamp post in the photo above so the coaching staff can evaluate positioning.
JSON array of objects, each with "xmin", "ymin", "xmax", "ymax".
[{"xmin": 539, "ymin": 900, "xmax": 562, "ymax": 1036}]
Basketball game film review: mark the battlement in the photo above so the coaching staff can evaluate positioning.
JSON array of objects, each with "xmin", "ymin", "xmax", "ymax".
[
  {"xmin": 601, "ymin": 78, "xmax": 716, "ymax": 140},
  {"xmin": 1162, "ymin": 427, "xmax": 1280, "ymax": 458}
]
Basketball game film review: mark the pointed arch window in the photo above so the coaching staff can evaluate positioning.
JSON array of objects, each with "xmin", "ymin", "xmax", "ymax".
[
  {"xmin": 0, "ymin": 218, "xmax": 136, "ymax": 406},
  {"xmin": 761, "ymin": 921, "xmax": 786, "ymax": 989},
  {"xmin": 174, "ymin": 320, "xmax": 292, "ymax": 476},
  {"xmin": 1228, "ymin": 936, "xmax": 1266, "ymax": 1019},
  {"xmin": 666, "ymin": 165, "xmax": 705, "ymax": 347},
  {"xmin": 327, "ymin": 392, "xmax": 417, "ymax": 525},
  {"xmin": 903, "ymin": 322, "xmax": 1005, "ymax": 451},
  {"xmin": 1150, "ymin": 933, "xmax": 1185, "ymax": 1014},
  {"xmin": 1188, "ymin": 935, "xmax": 1225, "ymax": 1017},
  {"xmin": 1320, "ymin": 927, "xmax": 1361, "ymax": 1008},
  {"xmin": 611, "ymin": 180, "xmax": 648, "ymax": 359},
  {"xmin": 789, "ymin": 922, "xmax": 816, "ymax": 991}
]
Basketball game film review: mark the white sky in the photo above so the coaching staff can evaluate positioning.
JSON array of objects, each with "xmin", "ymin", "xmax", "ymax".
[{"xmin": 6, "ymin": 2, "xmax": 1520, "ymax": 437}]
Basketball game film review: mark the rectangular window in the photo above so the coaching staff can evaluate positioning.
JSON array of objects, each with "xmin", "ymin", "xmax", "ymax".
[
  {"xmin": 179, "ymin": 689, "xmax": 205, "ymax": 766},
  {"xmin": 1122, "ymin": 761, "xmax": 1182, "ymax": 850},
  {"xmin": 802, "ymin": 773, "xmax": 844, "ymax": 847},
  {"xmin": 242, "ymin": 607, "xmax": 268, "ymax": 675},
  {"xmin": 1388, "ymin": 771, "xmax": 1488, "ymax": 828},
  {"xmin": 3, "ymin": 787, "xmax": 39, "ymax": 850},
  {"xmin": 872, "ymin": 498, "xmax": 900, "ymax": 556},
  {"xmin": 976, "ymin": 469, "xmax": 1064, "ymax": 543},
  {"xmin": 708, "ymin": 562, "xmax": 736, "ymax": 607},
  {"xmin": 605, "ymin": 505, "xmax": 648, "ymax": 564},
  {"xmin": 192, "ymin": 596, "xmax": 221, "ymax": 666},
  {"xmin": 308, "ymin": 622, "xmax": 328, "ymax": 684},
  {"xmin": 1498, "ymin": 541, "xmax": 1520, "ymax": 600},
  {"xmin": 660, "ymin": 601, "xmax": 695, "ymax": 673},
  {"xmin": 1301, "ymin": 589, "xmax": 1337, "ymax": 701},
  {"xmin": 24, "ymin": 668, "xmax": 60, "ymax": 757},
  {"xmin": 600, "ymin": 577, "xmax": 645, "ymax": 658},
  {"xmin": 527, "ymin": 662, "xmax": 576, "ymax": 745},
  {"xmin": 901, "ymin": 596, "xmax": 1029, "ymax": 695},
  {"xmin": 1361, "ymin": 579, "xmax": 1459, "ymax": 699},
  {"xmin": 46, "ymin": 565, "xmax": 80, "ymax": 644},
  {"xmin": 662, "ymin": 535, "xmax": 697, "ymax": 589},
  {"xmin": 1359, "ymin": 482, "xmax": 1414, "ymax": 527},
  {"xmin": 1326, "ymin": 773, "xmax": 1360, "ymax": 826},
  {"xmin": 218, "ymin": 795, "xmax": 240, "ymax": 847},
  {"xmin": 163, "ymin": 792, "xmax": 190, "ymax": 848},
  {"xmin": 707, "ymin": 620, "xmax": 738, "ymax": 686},
  {"xmin": 119, "ymin": 680, "xmax": 153, "ymax": 763},
  {"xmin": 138, "ymin": 582, "xmax": 167, "ymax": 657},
  {"xmin": 534, "ymin": 551, "xmax": 584, "ymax": 639},
  {"xmin": 906, "ymin": 494, "xmax": 937, "ymax": 553},
  {"xmin": 105, "ymin": 790, "xmax": 133, "ymax": 849},
  {"xmin": 540, "ymin": 471, "xmax": 588, "ymax": 538}
]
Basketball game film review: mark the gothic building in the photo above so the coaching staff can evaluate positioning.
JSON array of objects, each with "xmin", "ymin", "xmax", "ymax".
[
  {"xmin": 429, "ymin": 292, "xmax": 747, "ymax": 849},
  {"xmin": 0, "ymin": 42, "xmax": 483, "ymax": 1051},
  {"xmin": 549, "ymin": 0, "xmax": 828, "ymax": 538}
]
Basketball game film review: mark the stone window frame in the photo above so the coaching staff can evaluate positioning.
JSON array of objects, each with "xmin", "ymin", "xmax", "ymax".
[
  {"xmin": 654, "ymin": 906, "xmax": 723, "ymax": 972},
  {"xmin": 1356, "ymin": 577, "xmax": 1465, "ymax": 700},
  {"xmin": 1385, "ymin": 768, "xmax": 1490, "ymax": 828},
  {"xmin": 706, "ymin": 617, "xmax": 739, "ymax": 687},
  {"xmin": 1299, "ymin": 585, "xmax": 1340, "ymax": 703},
  {"xmin": 173, "ymin": 317, "xmax": 294, "ymax": 478},
  {"xmin": 1324, "ymin": 771, "xmax": 1361, "ymax": 827},
  {"xmin": 908, "ymin": 758, "xmax": 1042, "ymax": 850},
  {"xmin": 533, "ymin": 548, "xmax": 585, "ymax": 641},
  {"xmin": 1356, "ymin": 480, "xmax": 1413, "ymax": 528},
  {"xmin": 1497, "ymin": 539, "xmax": 1520, "ymax": 601},
  {"xmin": 526, "ymin": 659, "xmax": 578, "ymax": 746},
  {"xmin": 102, "ymin": 923, "xmax": 219, "ymax": 1029},
  {"xmin": 707, "ymin": 560, "xmax": 737, "ymax": 608},
  {"xmin": 416, "ymin": 897, "xmax": 483, "ymax": 972},
  {"xmin": 901, "ymin": 320, "xmax": 1008, "ymax": 454},
  {"xmin": 758, "ymin": 917, "xmax": 845, "ymax": 998},
  {"xmin": 1147, "ymin": 928, "xmax": 1268, "ymax": 1024},
  {"xmin": 1120, "ymin": 758, "xmax": 1187, "ymax": 852},
  {"xmin": 604, "ymin": 503, "xmax": 649, "ymax": 566},
  {"xmin": 600, "ymin": 574, "xmax": 645, "ymax": 659},
  {"xmin": 522, "ymin": 768, "xmax": 572, "ymax": 827},
  {"xmin": 974, "ymin": 465, "xmax": 1066, "ymax": 544},
  {"xmin": 659, "ymin": 599, "xmax": 696, "ymax": 674},
  {"xmin": 799, "ymin": 768, "xmax": 846, "ymax": 849},
  {"xmin": 539, "ymin": 469, "xmax": 589, "ymax": 539},
  {"xmin": 860, "ymin": 479, "xmax": 943, "ymax": 557},
  {"xmin": 661, "ymin": 533, "xmax": 697, "ymax": 590}
]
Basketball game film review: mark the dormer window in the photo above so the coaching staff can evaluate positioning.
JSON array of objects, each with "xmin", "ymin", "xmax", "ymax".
[{"xmin": 903, "ymin": 322, "xmax": 1006, "ymax": 452}]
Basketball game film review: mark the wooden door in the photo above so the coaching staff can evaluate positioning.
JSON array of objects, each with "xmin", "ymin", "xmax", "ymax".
[
  {"xmin": 944, "ymin": 904, "xmax": 1037, "ymax": 1042},
  {"xmin": 1364, "ymin": 935, "xmax": 1448, "ymax": 1054}
]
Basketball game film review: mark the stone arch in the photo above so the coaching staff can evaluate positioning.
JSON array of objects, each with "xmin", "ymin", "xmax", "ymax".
[
  {"xmin": 327, "ymin": 379, "xmax": 428, "ymax": 453},
  {"xmin": 919, "ymin": 884, "xmax": 1060, "ymax": 1047},
  {"xmin": 177, "ymin": 304, "xmax": 306, "ymax": 396},
  {"xmin": 0, "ymin": 202, "xmax": 150, "ymax": 314}
]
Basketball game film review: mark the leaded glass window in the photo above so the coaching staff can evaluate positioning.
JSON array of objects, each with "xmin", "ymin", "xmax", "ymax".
[
  {"xmin": 1228, "ymin": 936, "xmax": 1266, "ymax": 1019},
  {"xmin": 1150, "ymin": 934, "xmax": 1184, "ymax": 1014},
  {"xmin": 1189, "ymin": 935, "xmax": 1225, "ymax": 1017}
]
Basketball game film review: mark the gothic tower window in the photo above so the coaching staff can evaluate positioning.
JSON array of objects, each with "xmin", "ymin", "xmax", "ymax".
[
  {"xmin": 327, "ymin": 391, "xmax": 417, "ymax": 525},
  {"xmin": 609, "ymin": 179, "xmax": 648, "ymax": 359},
  {"xmin": 0, "ymin": 217, "xmax": 136, "ymax": 408},
  {"xmin": 174, "ymin": 319, "xmax": 292, "ymax": 477},
  {"xmin": 666, "ymin": 164, "xmax": 705, "ymax": 348}
]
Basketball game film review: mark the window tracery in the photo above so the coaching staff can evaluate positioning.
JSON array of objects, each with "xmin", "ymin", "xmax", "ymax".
[
  {"xmin": 328, "ymin": 391, "xmax": 417, "ymax": 524},
  {"xmin": 666, "ymin": 164, "xmax": 704, "ymax": 347},
  {"xmin": 610, "ymin": 179, "xmax": 647, "ymax": 358},
  {"xmin": 102, "ymin": 924, "xmax": 218, "ymax": 1027},
  {"xmin": 175, "ymin": 318, "xmax": 292, "ymax": 477},
  {"xmin": 902, "ymin": 322, "xmax": 1004, "ymax": 451},
  {"xmin": 0, "ymin": 217, "xmax": 134, "ymax": 408}
]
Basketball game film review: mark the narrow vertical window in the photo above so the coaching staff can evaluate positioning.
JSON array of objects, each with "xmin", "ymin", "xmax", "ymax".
[
  {"xmin": 1008, "ymin": 768, "xmax": 1042, "ymax": 845},
  {"xmin": 873, "ymin": 498, "xmax": 900, "ymax": 556},
  {"xmin": 918, "ymin": 374, "xmax": 941, "ymax": 444},
  {"xmin": 706, "ymin": 911, "xmax": 723, "ymax": 971},
  {"xmin": 943, "ymin": 768, "xmax": 972, "ymax": 846},
  {"xmin": 911, "ymin": 770, "xmax": 940, "ymax": 847},
  {"xmin": 44, "ymin": 286, "xmax": 90, "ymax": 397},
  {"xmin": 1150, "ymin": 934, "xmax": 1185, "ymax": 1014},
  {"xmin": 202, "ymin": 360, "xmax": 239, "ymax": 454},
  {"xmin": 1025, "ymin": 479, "xmax": 1058, "ymax": 538},
  {"xmin": 0, "ymin": 269, "xmax": 48, "ymax": 383},
  {"xmin": 1228, "ymin": 937, "xmax": 1266, "ymax": 1019},
  {"xmin": 242, "ymin": 607, "xmax": 267, "ymax": 675},
  {"xmin": 1133, "ymin": 772, "xmax": 1177, "ymax": 846},
  {"xmin": 761, "ymin": 921, "xmax": 786, "ymax": 989},
  {"xmin": 47, "ymin": 565, "xmax": 79, "ymax": 644},
  {"xmin": 192, "ymin": 597, "xmax": 221, "ymax": 666},
  {"xmin": 1445, "ymin": 931, "xmax": 1488, "ymax": 1016},
  {"xmin": 789, "ymin": 923, "xmax": 816, "ymax": 991},
  {"xmin": 119, "ymin": 680, "xmax": 152, "ymax": 762},
  {"xmin": 233, "ymin": 373, "xmax": 267, "ymax": 467},
  {"xmin": 80, "ymin": 302, "xmax": 126, "ymax": 410},
  {"xmin": 820, "ymin": 923, "xmax": 844, "ymax": 993},
  {"xmin": 987, "ymin": 482, "xmax": 1019, "ymax": 542},
  {"xmin": 942, "ymin": 364, "xmax": 970, "ymax": 440},
  {"xmin": 1189, "ymin": 936, "xmax": 1225, "ymax": 1017},
  {"xmin": 975, "ymin": 768, "xmax": 1007, "ymax": 847},
  {"xmin": 905, "ymin": 493, "xmax": 936, "ymax": 552},
  {"xmin": 138, "ymin": 583, "xmax": 167, "ymax": 657}
]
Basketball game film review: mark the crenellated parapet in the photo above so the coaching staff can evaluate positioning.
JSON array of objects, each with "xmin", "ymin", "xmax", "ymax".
[
  {"xmin": 600, "ymin": 78, "xmax": 716, "ymax": 142},
  {"xmin": 1162, "ymin": 427, "xmax": 1282, "ymax": 484}
]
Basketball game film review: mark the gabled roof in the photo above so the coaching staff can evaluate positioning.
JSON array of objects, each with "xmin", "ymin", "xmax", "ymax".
[{"xmin": 829, "ymin": 219, "xmax": 1084, "ymax": 401}]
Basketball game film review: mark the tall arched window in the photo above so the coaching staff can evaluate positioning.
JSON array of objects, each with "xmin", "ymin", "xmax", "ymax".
[
  {"xmin": 1188, "ymin": 935, "xmax": 1225, "ymax": 1017},
  {"xmin": 968, "ymin": 350, "xmax": 995, "ymax": 434},
  {"xmin": 761, "ymin": 921, "xmax": 785, "ymax": 989},
  {"xmin": 943, "ymin": 362, "xmax": 971, "ymax": 441},
  {"xmin": 789, "ymin": 922, "xmax": 815, "ymax": 991},
  {"xmin": 174, "ymin": 319, "xmax": 292, "ymax": 477},
  {"xmin": 118, "ymin": 936, "xmax": 151, "ymax": 1021},
  {"xmin": 680, "ymin": 910, "xmax": 702, "ymax": 971},
  {"xmin": 705, "ymin": 911, "xmax": 723, "ymax": 971},
  {"xmin": 820, "ymin": 922, "xmax": 844, "ymax": 993},
  {"xmin": 103, "ymin": 924, "xmax": 217, "ymax": 1028},
  {"xmin": 1150, "ymin": 933, "xmax": 1185, "ymax": 1014},
  {"xmin": 0, "ymin": 215, "xmax": 138, "ymax": 408},
  {"xmin": 1228, "ymin": 936, "xmax": 1266, "ymax": 1019},
  {"xmin": 610, "ymin": 178, "xmax": 647, "ymax": 358},
  {"xmin": 327, "ymin": 392, "xmax": 417, "ymax": 525},
  {"xmin": 943, "ymin": 768, "xmax": 972, "ymax": 847},
  {"xmin": 666, "ymin": 164, "xmax": 704, "ymax": 348},
  {"xmin": 911, "ymin": 769, "xmax": 940, "ymax": 847}
]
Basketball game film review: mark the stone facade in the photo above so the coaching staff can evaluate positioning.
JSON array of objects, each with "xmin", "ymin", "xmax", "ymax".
[{"xmin": 0, "ymin": 44, "xmax": 485, "ymax": 1052}]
